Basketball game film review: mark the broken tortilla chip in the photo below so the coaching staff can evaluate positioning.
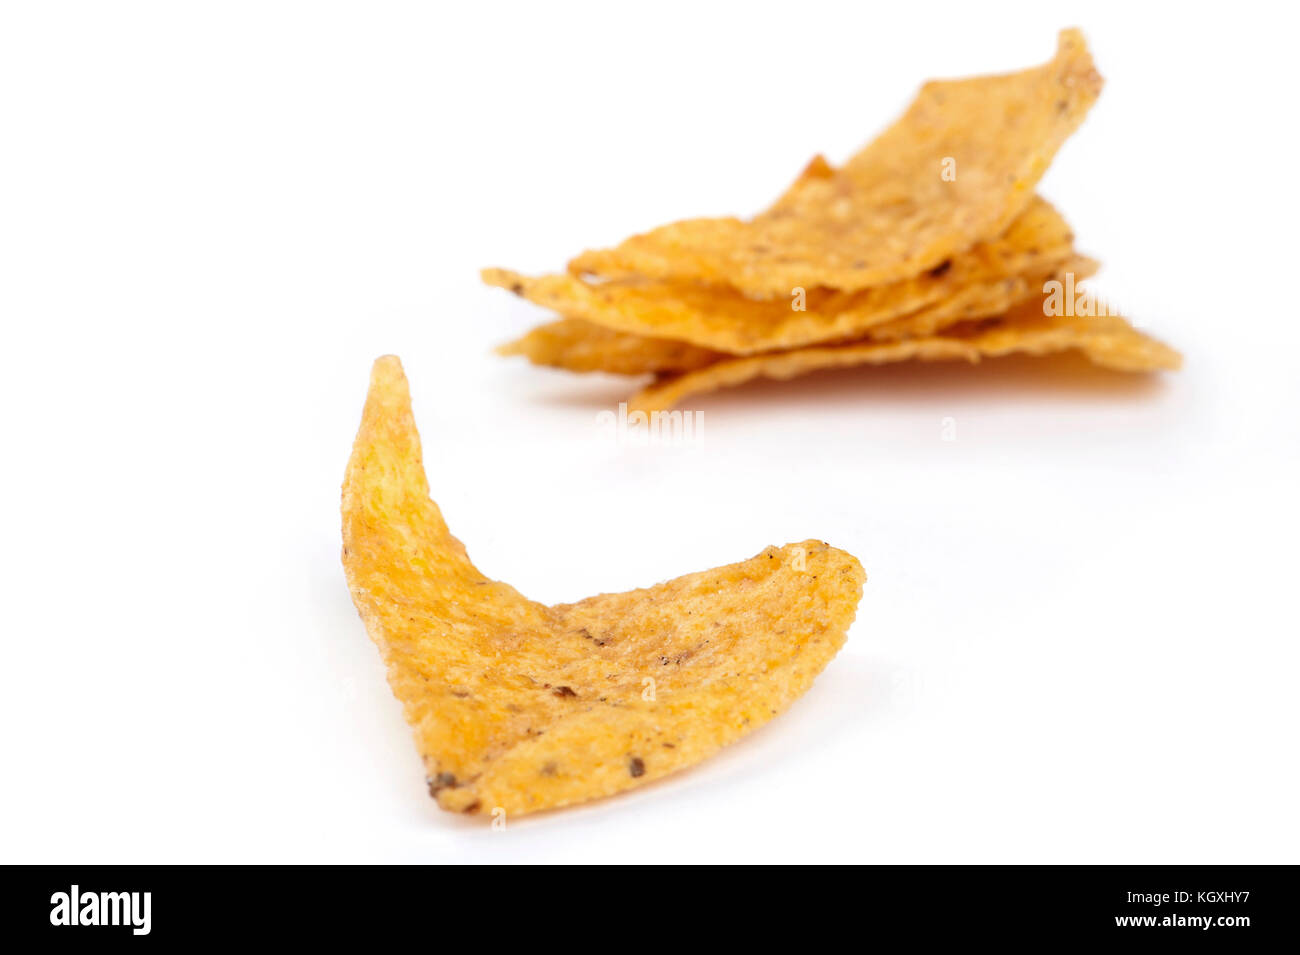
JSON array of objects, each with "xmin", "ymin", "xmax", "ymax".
[
  {"xmin": 487, "ymin": 196, "xmax": 1078, "ymax": 354},
  {"xmin": 628, "ymin": 299, "xmax": 1181, "ymax": 412},
  {"xmin": 342, "ymin": 356, "xmax": 865, "ymax": 816},
  {"xmin": 567, "ymin": 29, "xmax": 1102, "ymax": 296}
]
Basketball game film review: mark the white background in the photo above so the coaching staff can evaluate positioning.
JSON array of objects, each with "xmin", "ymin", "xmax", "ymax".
[{"xmin": 2, "ymin": 1, "xmax": 1297, "ymax": 864}]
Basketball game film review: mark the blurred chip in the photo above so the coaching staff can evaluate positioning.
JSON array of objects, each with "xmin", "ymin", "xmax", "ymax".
[
  {"xmin": 497, "ymin": 317, "xmax": 724, "ymax": 375},
  {"xmin": 485, "ymin": 29, "xmax": 1178, "ymax": 409},
  {"xmin": 486, "ymin": 196, "xmax": 1076, "ymax": 354},
  {"xmin": 568, "ymin": 30, "xmax": 1101, "ymax": 295},
  {"xmin": 628, "ymin": 297, "xmax": 1182, "ymax": 412},
  {"xmin": 497, "ymin": 256, "xmax": 1098, "ymax": 377},
  {"xmin": 865, "ymin": 255, "xmax": 1097, "ymax": 341}
]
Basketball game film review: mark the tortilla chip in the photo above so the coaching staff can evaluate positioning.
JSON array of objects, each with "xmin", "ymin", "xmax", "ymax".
[
  {"xmin": 496, "ymin": 255, "xmax": 1098, "ymax": 377},
  {"xmin": 770, "ymin": 152, "xmax": 837, "ymax": 207},
  {"xmin": 865, "ymin": 255, "xmax": 1098, "ymax": 341},
  {"xmin": 497, "ymin": 317, "xmax": 725, "ymax": 375},
  {"xmin": 628, "ymin": 300, "xmax": 1181, "ymax": 412},
  {"xmin": 567, "ymin": 30, "xmax": 1102, "ymax": 296},
  {"xmin": 342, "ymin": 357, "xmax": 865, "ymax": 816},
  {"xmin": 487, "ymin": 196, "xmax": 1077, "ymax": 354}
]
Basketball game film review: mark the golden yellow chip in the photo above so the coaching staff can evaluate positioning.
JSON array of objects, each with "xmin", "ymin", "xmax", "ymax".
[
  {"xmin": 865, "ymin": 255, "xmax": 1098, "ymax": 341},
  {"xmin": 771, "ymin": 153, "xmax": 836, "ymax": 207},
  {"xmin": 342, "ymin": 357, "xmax": 865, "ymax": 816},
  {"xmin": 567, "ymin": 30, "xmax": 1102, "ymax": 296},
  {"xmin": 495, "ymin": 256, "xmax": 1097, "ymax": 377},
  {"xmin": 496, "ymin": 317, "xmax": 724, "ymax": 375},
  {"xmin": 487, "ymin": 196, "xmax": 1077, "ymax": 354},
  {"xmin": 628, "ymin": 300, "xmax": 1182, "ymax": 412}
]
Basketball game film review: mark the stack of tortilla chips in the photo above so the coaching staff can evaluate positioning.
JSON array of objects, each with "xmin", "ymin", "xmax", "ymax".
[{"xmin": 484, "ymin": 30, "xmax": 1180, "ymax": 412}]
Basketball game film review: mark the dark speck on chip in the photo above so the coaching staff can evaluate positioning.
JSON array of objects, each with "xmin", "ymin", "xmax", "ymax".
[
  {"xmin": 553, "ymin": 685, "xmax": 577, "ymax": 698},
  {"xmin": 428, "ymin": 771, "xmax": 459, "ymax": 796},
  {"xmin": 628, "ymin": 756, "xmax": 645, "ymax": 777}
]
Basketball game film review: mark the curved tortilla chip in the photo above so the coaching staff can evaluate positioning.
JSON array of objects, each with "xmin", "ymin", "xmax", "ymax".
[
  {"xmin": 487, "ymin": 196, "xmax": 1076, "ymax": 354},
  {"xmin": 342, "ymin": 357, "xmax": 865, "ymax": 815},
  {"xmin": 568, "ymin": 30, "xmax": 1102, "ymax": 296},
  {"xmin": 628, "ymin": 302, "xmax": 1182, "ymax": 412}
]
